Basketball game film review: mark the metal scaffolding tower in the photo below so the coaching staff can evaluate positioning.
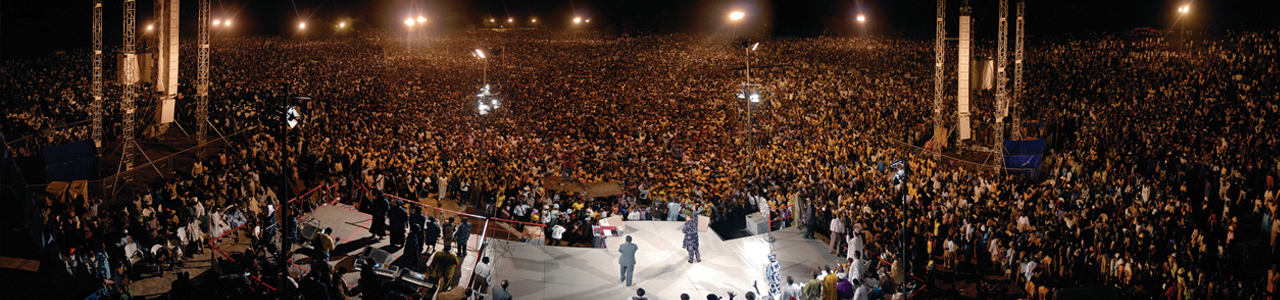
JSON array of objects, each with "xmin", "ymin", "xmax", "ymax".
[
  {"xmin": 197, "ymin": 0, "xmax": 209, "ymax": 157},
  {"xmin": 122, "ymin": 0, "xmax": 138, "ymax": 174},
  {"xmin": 1013, "ymin": 1, "xmax": 1024, "ymax": 140},
  {"xmin": 994, "ymin": 0, "xmax": 1008, "ymax": 169},
  {"xmin": 933, "ymin": 0, "xmax": 946, "ymax": 149},
  {"xmin": 92, "ymin": 0, "xmax": 103, "ymax": 148}
]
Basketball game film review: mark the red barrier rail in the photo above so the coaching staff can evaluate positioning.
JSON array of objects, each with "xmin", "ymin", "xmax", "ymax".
[
  {"xmin": 767, "ymin": 204, "xmax": 795, "ymax": 237},
  {"xmin": 490, "ymin": 217, "xmax": 547, "ymax": 228},
  {"xmin": 287, "ymin": 183, "xmax": 340, "ymax": 204},
  {"xmin": 207, "ymin": 223, "xmax": 278, "ymax": 292}
]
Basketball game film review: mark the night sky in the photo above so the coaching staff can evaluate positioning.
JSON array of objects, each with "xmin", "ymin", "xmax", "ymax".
[{"xmin": 2, "ymin": 0, "xmax": 1278, "ymax": 61}]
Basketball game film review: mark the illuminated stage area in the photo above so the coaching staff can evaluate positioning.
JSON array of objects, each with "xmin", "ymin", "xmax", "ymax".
[{"xmin": 490, "ymin": 221, "xmax": 838, "ymax": 300}]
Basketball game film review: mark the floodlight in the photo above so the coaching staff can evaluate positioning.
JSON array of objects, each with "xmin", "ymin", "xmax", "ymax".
[
  {"xmin": 213, "ymin": 20, "xmax": 221, "ymax": 26},
  {"xmin": 730, "ymin": 11, "xmax": 745, "ymax": 21},
  {"xmin": 532, "ymin": 18, "xmax": 537, "ymax": 23},
  {"xmin": 749, "ymin": 93, "xmax": 760, "ymax": 103},
  {"xmin": 418, "ymin": 16, "xmax": 427, "ymax": 23},
  {"xmin": 147, "ymin": 24, "xmax": 154, "ymax": 31},
  {"xmin": 857, "ymin": 15, "xmax": 866, "ymax": 22},
  {"xmin": 475, "ymin": 49, "xmax": 485, "ymax": 59},
  {"xmin": 574, "ymin": 17, "xmax": 582, "ymax": 24},
  {"xmin": 751, "ymin": 42, "xmax": 759, "ymax": 51},
  {"xmin": 405, "ymin": 18, "xmax": 414, "ymax": 26},
  {"xmin": 224, "ymin": 20, "xmax": 231, "ymax": 27},
  {"xmin": 339, "ymin": 22, "xmax": 346, "ymax": 28},
  {"xmin": 299, "ymin": 22, "xmax": 306, "ymax": 29},
  {"xmin": 286, "ymin": 107, "xmax": 301, "ymax": 128},
  {"xmin": 508, "ymin": 18, "xmax": 514, "ymax": 23}
]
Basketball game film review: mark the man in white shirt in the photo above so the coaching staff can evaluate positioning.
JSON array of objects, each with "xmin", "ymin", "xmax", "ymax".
[
  {"xmin": 551, "ymin": 223, "xmax": 567, "ymax": 246},
  {"xmin": 847, "ymin": 231, "xmax": 864, "ymax": 263},
  {"xmin": 829, "ymin": 217, "xmax": 846, "ymax": 254},
  {"xmin": 779, "ymin": 276, "xmax": 804, "ymax": 300},
  {"xmin": 473, "ymin": 256, "xmax": 493, "ymax": 285},
  {"xmin": 852, "ymin": 279, "xmax": 870, "ymax": 300}
]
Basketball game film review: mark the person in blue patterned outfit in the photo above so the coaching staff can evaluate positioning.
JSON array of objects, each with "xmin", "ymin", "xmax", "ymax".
[
  {"xmin": 682, "ymin": 213, "xmax": 701, "ymax": 263},
  {"xmin": 765, "ymin": 253, "xmax": 782, "ymax": 298}
]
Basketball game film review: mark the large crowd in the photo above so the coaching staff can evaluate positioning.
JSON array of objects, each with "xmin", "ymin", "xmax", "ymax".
[{"xmin": 3, "ymin": 28, "xmax": 1279, "ymax": 299}]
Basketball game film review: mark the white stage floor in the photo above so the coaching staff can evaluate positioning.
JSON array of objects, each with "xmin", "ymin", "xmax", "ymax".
[{"xmin": 490, "ymin": 221, "xmax": 840, "ymax": 300}]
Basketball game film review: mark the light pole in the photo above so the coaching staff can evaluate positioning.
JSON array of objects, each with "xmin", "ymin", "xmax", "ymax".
[
  {"xmin": 475, "ymin": 49, "xmax": 488, "ymax": 87},
  {"xmin": 729, "ymin": 11, "xmax": 745, "ymax": 38},
  {"xmin": 1177, "ymin": 5, "xmax": 1189, "ymax": 52},
  {"xmin": 474, "ymin": 48, "xmax": 499, "ymax": 206},
  {"xmin": 856, "ymin": 14, "xmax": 866, "ymax": 38}
]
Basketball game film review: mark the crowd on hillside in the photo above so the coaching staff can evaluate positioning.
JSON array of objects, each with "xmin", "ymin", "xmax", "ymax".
[{"xmin": 4, "ymin": 28, "xmax": 1280, "ymax": 299}]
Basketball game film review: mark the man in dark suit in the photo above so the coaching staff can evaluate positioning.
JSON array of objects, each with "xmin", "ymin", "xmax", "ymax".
[
  {"xmin": 424, "ymin": 216, "xmax": 441, "ymax": 253},
  {"xmin": 369, "ymin": 191, "xmax": 388, "ymax": 240},
  {"xmin": 389, "ymin": 200, "xmax": 408, "ymax": 247},
  {"xmin": 455, "ymin": 217, "xmax": 473, "ymax": 259},
  {"xmin": 618, "ymin": 235, "xmax": 639, "ymax": 286}
]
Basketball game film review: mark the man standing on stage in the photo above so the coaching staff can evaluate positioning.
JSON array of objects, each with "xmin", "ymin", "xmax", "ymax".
[
  {"xmin": 389, "ymin": 200, "xmax": 408, "ymax": 247},
  {"xmin": 764, "ymin": 253, "xmax": 782, "ymax": 298},
  {"xmin": 429, "ymin": 244, "xmax": 459, "ymax": 292},
  {"xmin": 683, "ymin": 213, "xmax": 701, "ymax": 263},
  {"xmin": 369, "ymin": 191, "xmax": 389, "ymax": 240},
  {"xmin": 455, "ymin": 217, "xmax": 473, "ymax": 259},
  {"xmin": 424, "ymin": 216, "xmax": 441, "ymax": 253},
  {"xmin": 618, "ymin": 235, "xmax": 638, "ymax": 286}
]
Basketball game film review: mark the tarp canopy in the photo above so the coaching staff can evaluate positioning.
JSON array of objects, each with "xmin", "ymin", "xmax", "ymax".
[
  {"xmin": 42, "ymin": 140, "xmax": 95, "ymax": 182},
  {"xmin": 1003, "ymin": 139, "xmax": 1046, "ymax": 171}
]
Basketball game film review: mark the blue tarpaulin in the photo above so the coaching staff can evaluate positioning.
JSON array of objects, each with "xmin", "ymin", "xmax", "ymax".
[
  {"xmin": 42, "ymin": 140, "xmax": 96, "ymax": 182},
  {"xmin": 1003, "ymin": 139, "xmax": 1045, "ymax": 170}
]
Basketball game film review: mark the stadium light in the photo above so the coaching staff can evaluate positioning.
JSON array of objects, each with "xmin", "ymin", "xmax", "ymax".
[
  {"xmin": 339, "ymin": 21, "xmax": 346, "ymax": 28},
  {"xmin": 224, "ymin": 19, "xmax": 231, "ymax": 27},
  {"xmin": 147, "ymin": 24, "xmax": 154, "ymax": 31},
  {"xmin": 508, "ymin": 18, "xmax": 514, "ymax": 23},
  {"xmin": 532, "ymin": 18, "xmax": 537, "ymax": 23},
  {"xmin": 585, "ymin": 19, "xmax": 591, "ymax": 23},
  {"xmin": 418, "ymin": 16, "xmax": 427, "ymax": 23},
  {"xmin": 730, "ymin": 11, "xmax": 745, "ymax": 21},
  {"xmin": 857, "ymin": 15, "xmax": 866, "ymax": 23},
  {"xmin": 405, "ymin": 18, "xmax": 415, "ymax": 26},
  {"xmin": 213, "ymin": 19, "xmax": 221, "ymax": 26},
  {"xmin": 1178, "ymin": 5, "xmax": 1189, "ymax": 13},
  {"xmin": 299, "ymin": 22, "xmax": 306, "ymax": 30},
  {"xmin": 751, "ymin": 42, "xmax": 759, "ymax": 51},
  {"xmin": 475, "ymin": 49, "xmax": 485, "ymax": 59},
  {"xmin": 574, "ymin": 17, "xmax": 582, "ymax": 24},
  {"xmin": 490, "ymin": 18, "xmax": 496, "ymax": 22}
]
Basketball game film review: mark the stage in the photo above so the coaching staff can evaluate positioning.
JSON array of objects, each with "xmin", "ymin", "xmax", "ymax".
[
  {"xmin": 288, "ymin": 204, "xmax": 484, "ymax": 299},
  {"xmin": 489, "ymin": 221, "xmax": 839, "ymax": 300}
]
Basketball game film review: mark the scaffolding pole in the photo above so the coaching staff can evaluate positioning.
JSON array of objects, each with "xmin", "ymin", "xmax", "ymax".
[
  {"xmin": 92, "ymin": 0, "xmax": 104, "ymax": 148},
  {"xmin": 932, "ymin": 0, "xmax": 946, "ymax": 151},
  {"xmin": 1013, "ymin": 1, "xmax": 1024, "ymax": 140},
  {"xmin": 197, "ymin": 0, "xmax": 210, "ymax": 158},
  {"xmin": 121, "ymin": 0, "xmax": 138, "ymax": 178},
  {"xmin": 995, "ymin": 0, "xmax": 1008, "ymax": 170}
]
